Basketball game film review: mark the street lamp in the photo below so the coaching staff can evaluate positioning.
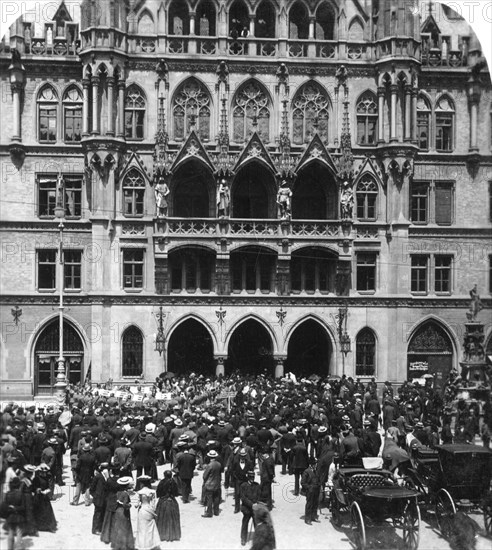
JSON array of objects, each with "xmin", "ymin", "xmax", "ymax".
[
  {"xmin": 53, "ymin": 173, "xmax": 67, "ymax": 405},
  {"xmin": 154, "ymin": 306, "xmax": 166, "ymax": 372},
  {"xmin": 332, "ymin": 304, "xmax": 351, "ymax": 376}
]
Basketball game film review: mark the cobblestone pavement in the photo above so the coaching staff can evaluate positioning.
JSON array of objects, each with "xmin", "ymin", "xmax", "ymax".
[{"xmin": 0, "ymin": 452, "xmax": 490, "ymax": 550}]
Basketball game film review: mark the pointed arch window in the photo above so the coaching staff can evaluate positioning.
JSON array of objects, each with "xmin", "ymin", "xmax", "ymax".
[
  {"xmin": 356, "ymin": 328, "xmax": 376, "ymax": 376},
  {"xmin": 38, "ymin": 85, "xmax": 58, "ymax": 143},
  {"xmin": 123, "ymin": 169, "xmax": 145, "ymax": 216},
  {"xmin": 233, "ymin": 81, "xmax": 270, "ymax": 143},
  {"xmin": 122, "ymin": 326, "xmax": 143, "ymax": 377},
  {"xmin": 292, "ymin": 82, "xmax": 330, "ymax": 144},
  {"xmin": 356, "ymin": 92, "xmax": 378, "ymax": 146},
  {"xmin": 417, "ymin": 96, "xmax": 431, "ymax": 150},
  {"xmin": 173, "ymin": 79, "xmax": 211, "ymax": 141},
  {"xmin": 435, "ymin": 95, "xmax": 454, "ymax": 152},
  {"xmin": 125, "ymin": 85, "xmax": 146, "ymax": 140},
  {"xmin": 356, "ymin": 175, "xmax": 378, "ymax": 221},
  {"xmin": 63, "ymin": 86, "xmax": 82, "ymax": 142}
]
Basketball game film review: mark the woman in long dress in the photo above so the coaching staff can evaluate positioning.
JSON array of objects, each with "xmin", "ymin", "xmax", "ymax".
[
  {"xmin": 110, "ymin": 478, "xmax": 134, "ymax": 550},
  {"xmin": 100, "ymin": 470, "xmax": 121, "ymax": 544},
  {"xmin": 32, "ymin": 463, "xmax": 57, "ymax": 532},
  {"xmin": 135, "ymin": 487, "xmax": 160, "ymax": 550},
  {"xmin": 155, "ymin": 470, "xmax": 181, "ymax": 542}
]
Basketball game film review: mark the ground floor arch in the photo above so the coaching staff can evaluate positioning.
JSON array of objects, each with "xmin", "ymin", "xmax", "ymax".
[
  {"xmin": 285, "ymin": 319, "xmax": 332, "ymax": 377},
  {"xmin": 407, "ymin": 320, "xmax": 454, "ymax": 388},
  {"xmin": 226, "ymin": 319, "xmax": 274, "ymax": 375},
  {"xmin": 34, "ymin": 319, "xmax": 85, "ymax": 395},
  {"xmin": 167, "ymin": 318, "xmax": 215, "ymax": 376}
]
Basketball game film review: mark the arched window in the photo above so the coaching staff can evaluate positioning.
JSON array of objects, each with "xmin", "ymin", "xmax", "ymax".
[
  {"xmin": 125, "ymin": 85, "xmax": 145, "ymax": 139},
  {"xmin": 356, "ymin": 92, "xmax": 378, "ymax": 145},
  {"xmin": 122, "ymin": 326, "xmax": 143, "ymax": 377},
  {"xmin": 62, "ymin": 86, "xmax": 82, "ymax": 142},
  {"xmin": 435, "ymin": 95, "xmax": 454, "ymax": 152},
  {"xmin": 255, "ymin": 1, "xmax": 276, "ymax": 38},
  {"xmin": 38, "ymin": 85, "xmax": 58, "ymax": 143},
  {"xmin": 123, "ymin": 169, "xmax": 145, "ymax": 216},
  {"xmin": 173, "ymin": 78, "xmax": 211, "ymax": 141},
  {"xmin": 356, "ymin": 328, "xmax": 376, "ymax": 376},
  {"xmin": 292, "ymin": 81, "xmax": 330, "ymax": 144},
  {"xmin": 416, "ymin": 95, "xmax": 431, "ymax": 150},
  {"xmin": 232, "ymin": 81, "xmax": 270, "ymax": 143},
  {"xmin": 315, "ymin": 2, "xmax": 335, "ymax": 40},
  {"xmin": 197, "ymin": 0, "xmax": 216, "ymax": 36},
  {"xmin": 169, "ymin": 0, "xmax": 190, "ymax": 35},
  {"xmin": 289, "ymin": 1, "xmax": 309, "ymax": 39},
  {"xmin": 356, "ymin": 175, "xmax": 378, "ymax": 221}
]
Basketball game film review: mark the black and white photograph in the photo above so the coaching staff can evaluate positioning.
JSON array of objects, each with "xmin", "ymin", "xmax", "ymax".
[{"xmin": 0, "ymin": 0, "xmax": 491, "ymax": 549}]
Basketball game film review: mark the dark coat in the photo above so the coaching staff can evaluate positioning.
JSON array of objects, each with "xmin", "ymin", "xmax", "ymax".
[
  {"xmin": 240, "ymin": 480, "xmax": 260, "ymax": 511},
  {"xmin": 203, "ymin": 459, "xmax": 221, "ymax": 491},
  {"xmin": 260, "ymin": 456, "xmax": 275, "ymax": 482},
  {"xmin": 75, "ymin": 451, "xmax": 96, "ymax": 485},
  {"xmin": 291, "ymin": 442, "xmax": 309, "ymax": 470},
  {"xmin": 175, "ymin": 452, "xmax": 196, "ymax": 480},
  {"xmin": 231, "ymin": 457, "xmax": 254, "ymax": 483},
  {"xmin": 301, "ymin": 466, "xmax": 321, "ymax": 493},
  {"xmin": 90, "ymin": 470, "xmax": 107, "ymax": 507},
  {"xmin": 133, "ymin": 439, "xmax": 154, "ymax": 468}
]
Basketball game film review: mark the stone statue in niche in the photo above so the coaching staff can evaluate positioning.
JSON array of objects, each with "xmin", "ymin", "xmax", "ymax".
[
  {"xmin": 276, "ymin": 180, "xmax": 292, "ymax": 220},
  {"xmin": 467, "ymin": 284, "xmax": 483, "ymax": 321},
  {"xmin": 216, "ymin": 179, "xmax": 230, "ymax": 217},
  {"xmin": 340, "ymin": 181, "xmax": 354, "ymax": 219},
  {"xmin": 154, "ymin": 177, "xmax": 170, "ymax": 218}
]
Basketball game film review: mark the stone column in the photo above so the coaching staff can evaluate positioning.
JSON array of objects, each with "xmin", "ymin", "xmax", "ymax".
[
  {"xmin": 215, "ymin": 356, "xmax": 226, "ymax": 377},
  {"xmin": 106, "ymin": 76, "xmax": 115, "ymax": 136},
  {"xmin": 274, "ymin": 356, "xmax": 286, "ymax": 378},
  {"xmin": 404, "ymin": 85, "xmax": 412, "ymax": 141},
  {"xmin": 91, "ymin": 76, "xmax": 100, "ymax": 135},
  {"xmin": 117, "ymin": 80, "xmax": 126, "ymax": 138},
  {"xmin": 390, "ymin": 84, "xmax": 398, "ymax": 142},
  {"xmin": 11, "ymin": 83, "xmax": 23, "ymax": 141},
  {"xmin": 82, "ymin": 78, "xmax": 90, "ymax": 136},
  {"xmin": 411, "ymin": 88, "xmax": 418, "ymax": 142},
  {"xmin": 308, "ymin": 17, "xmax": 315, "ymax": 39},
  {"xmin": 377, "ymin": 86, "xmax": 385, "ymax": 143},
  {"xmin": 190, "ymin": 14, "xmax": 196, "ymax": 35}
]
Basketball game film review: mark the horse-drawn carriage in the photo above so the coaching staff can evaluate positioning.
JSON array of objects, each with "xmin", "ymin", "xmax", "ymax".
[
  {"xmin": 330, "ymin": 466, "xmax": 421, "ymax": 550},
  {"xmin": 405, "ymin": 444, "xmax": 492, "ymax": 538}
]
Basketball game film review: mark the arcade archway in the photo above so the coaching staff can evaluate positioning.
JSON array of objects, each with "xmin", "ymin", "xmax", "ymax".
[
  {"xmin": 226, "ymin": 319, "xmax": 274, "ymax": 374},
  {"xmin": 167, "ymin": 319, "xmax": 215, "ymax": 375},
  {"xmin": 34, "ymin": 319, "xmax": 84, "ymax": 395},
  {"xmin": 285, "ymin": 319, "xmax": 331, "ymax": 376}
]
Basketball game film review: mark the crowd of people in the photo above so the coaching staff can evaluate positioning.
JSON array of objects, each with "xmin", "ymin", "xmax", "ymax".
[{"xmin": 0, "ymin": 370, "xmax": 491, "ymax": 549}]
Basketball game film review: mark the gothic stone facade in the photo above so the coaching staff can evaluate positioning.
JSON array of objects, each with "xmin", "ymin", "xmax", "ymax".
[{"xmin": 0, "ymin": 0, "xmax": 491, "ymax": 397}]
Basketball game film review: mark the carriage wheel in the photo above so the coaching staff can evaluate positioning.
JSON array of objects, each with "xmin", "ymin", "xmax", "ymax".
[
  {"xmin": 402, "ymin": 500, "xmax": 421, "ymax": 550},
  {"xmin": 484, "ymin": 503, "xmax": 492, "ymax": 536},
  {"xmin": 351, "ymin": 502, "xmax": 366, "ymax": 550},
  {"xmin": 330, "ymin": 491, "xmax": 342, "ymax": 527},
  {"xmin": 435, "ymin": 488, "xmax": 456, "ymax": 538}
]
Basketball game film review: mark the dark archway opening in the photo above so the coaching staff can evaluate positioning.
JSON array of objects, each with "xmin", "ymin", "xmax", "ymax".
[
  {"xmin": 172, "ymin": 161, "xmax": 213, "ymax": 217},
  {"xmin": 292, "ymin": 163, "xmax": 338, "ymax": 219},
  {"xmin": 167, "ymin": 319, "xmax": 215, "ymax": 375},
  {"xmin": 285, "ymin": 320, "xmax": 331, "ymax": 376},
  {"xmin": 226, "ymin": 319, "xmax": 274, "ymax": 374},
  {"xmin": 231, "ymin": 163, "xmax": 274, "ymax": 218}
]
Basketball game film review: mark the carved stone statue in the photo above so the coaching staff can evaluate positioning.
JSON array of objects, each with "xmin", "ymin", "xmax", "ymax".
[
  {"xmin": 154, "ymin": 178, "xmax": 170, "ymax": 218},
  {"xmin": 276, "ymin": 180, "xmax": 292, "ymax": 220},
  {"xmin": 340, "ymin": 181, "xmax": 354, "ymax": 219},
  {"xmin": 467, "ymin": 284, "xmax": 483, "ymax": 321},
  {"xmin": 216, "ymin": 179, "xmax": 230, "ymax": 217}
]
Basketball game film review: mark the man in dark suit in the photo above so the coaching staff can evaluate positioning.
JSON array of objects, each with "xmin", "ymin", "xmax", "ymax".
[
  {"xmin": 231, "ymin": 447, "xmax": 253, "ymax": 513},
  {"xmin": 202, "ymin": 450, "xmax": 222, "ymax": 517},
  {"xmin": 174, "ymin": 442, "xmax": 196, "ymax": 503},
  {"xmin": 280, "ymin": 427, "xmax": 296, "ymax": 475},
  {"xmin": 340, "ymin": 425, "xmax": 363, "ymax": 466},
  {"xmin": 133, "ymin": 432, "xmax": 154, "ymax": 478},
  {"xmin": 90, "ymin": 462, "xmax": 108, "ymax": 534},
  {"xmin": 240, "ymin": 471, "xmax": 260, "ymax": 546},
  {"xmin": 71, "ymin": 443, "xmax": 96, "ymax": 505},
  {"xmin": 259, "ymin": 451, "xmax": 275, "ymax": 511},
  {"xmin": 301, "ymin": 458, "xmax": 321, "ymax": 525},
  {"xmin": 291, "ymin": 436, "xmax": 309, "ymax": 496}
]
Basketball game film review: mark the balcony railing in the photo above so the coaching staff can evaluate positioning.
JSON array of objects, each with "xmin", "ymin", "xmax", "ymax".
[{"xmin": 155, "ymin": 217, "xmax": 342, "ymax": 239}]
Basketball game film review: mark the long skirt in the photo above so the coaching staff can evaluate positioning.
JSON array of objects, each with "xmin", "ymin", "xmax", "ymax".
[
  {"xmin": 155, "ymin": 497, "xmax": 181, "ymax": 542},
  {"xmin": 136, "ymin": 504, "xmax": 160, "ymax": 550},
  {"xmin": 111, "ymin": 507, "xmax": 134, "ymax": 550},
  {"xmin": 100, "ymin": 508, "xmax": 116, "ymax": 544},
  {"xmin": 33, "ymin": 493, "xmax": 57, "ymax": 532}
]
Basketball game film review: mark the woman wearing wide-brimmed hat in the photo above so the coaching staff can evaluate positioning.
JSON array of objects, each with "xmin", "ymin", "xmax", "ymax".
[
  {"xmin": 109, "ymin": 476, "xmax": 135, "ymax": 550},
  {"xmin": 32, "ymin": 463, "xmax": 57, "ymax": 532},
  {"xmin": 155, "ymin": 470, "xmax": 181, "ymax": 542}
]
